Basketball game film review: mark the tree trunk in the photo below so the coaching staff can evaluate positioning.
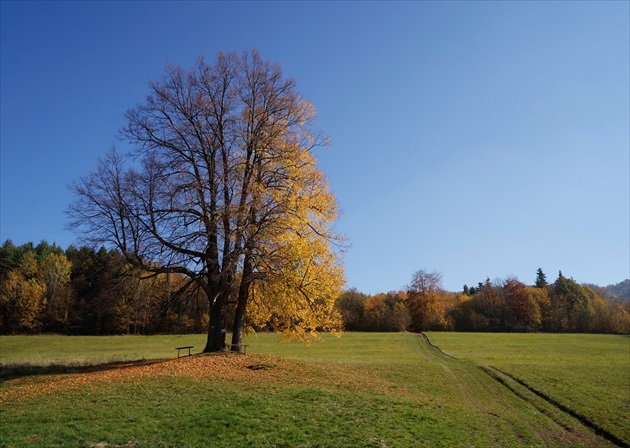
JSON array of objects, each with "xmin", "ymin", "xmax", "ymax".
[
  {"xmin": 204, "ymin": 294, "xmax": 226, "ymax": 352},
  {"xmin": 231, "ymin": 255, "xmax": 253, "ymax": 352}
]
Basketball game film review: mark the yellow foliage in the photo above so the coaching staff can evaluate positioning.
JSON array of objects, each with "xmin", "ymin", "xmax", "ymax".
[
  {"xmin": 242, "ymin": 132, "xmax": 345, "ymax": 342},
  {"xmin": 17, "ymin": 251, "xmax": 41, "ymax": 280},
  {"xmin": 0, "ymin": 270, "xmax": 46, "ymax": 332},
  {"xmin": 247, "ymin": 224, "xmax": 345, "ymax": 342}
]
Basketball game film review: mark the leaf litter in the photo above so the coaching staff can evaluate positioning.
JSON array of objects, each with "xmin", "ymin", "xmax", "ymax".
[{"xmin": 0, "ymin": 353, "xmax": 390, "ymax": 406}]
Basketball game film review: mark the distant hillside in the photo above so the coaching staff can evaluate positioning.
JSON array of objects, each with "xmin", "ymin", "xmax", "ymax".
[
  {"xmin": 606, "ymin": 279, "xmax": 630, "ymax": 301},
  {"xmin": 588, "ymin": 279, "xmax": 630, "ymax": 302}
]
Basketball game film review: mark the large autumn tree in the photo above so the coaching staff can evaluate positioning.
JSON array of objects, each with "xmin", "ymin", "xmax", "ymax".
[{"xmin": 69, "ymin": 50, "xmax": 344, "ymax": 352}]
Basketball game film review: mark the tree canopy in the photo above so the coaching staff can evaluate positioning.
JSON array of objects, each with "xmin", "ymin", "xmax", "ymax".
[{"xmin": 68, "ymin": 50, "xmax": 345, "ymax": 351}]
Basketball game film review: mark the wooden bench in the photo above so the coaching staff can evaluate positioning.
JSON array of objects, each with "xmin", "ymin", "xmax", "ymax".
[
  {"xmin": 226, "ymin": 344, "xmax": 249, "ymax": 354},
  {"xmin": 175, "ymin": 346, "xmax": 193, "ymax": 358}
]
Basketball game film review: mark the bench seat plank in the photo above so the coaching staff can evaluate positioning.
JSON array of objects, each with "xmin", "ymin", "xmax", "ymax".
[{"xmin": 175, "ymin": 346, "xmax": 193, "ymax": 357}]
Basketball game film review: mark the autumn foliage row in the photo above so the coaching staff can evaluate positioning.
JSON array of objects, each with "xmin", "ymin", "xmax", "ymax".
[
  {"xmin": 0, "ymin": 240, "xmax": 211, "ymax": 335},
  {"xmin": 335, "ymin": 270, "xmax": 629, "ymax": 334},
  {"xmin": 2, "ymin": 241, "xmax": 628, "ymax": 335},
  {"xmin": 0, "ymin": 239, "xmax": 342, "ymax": 337}
]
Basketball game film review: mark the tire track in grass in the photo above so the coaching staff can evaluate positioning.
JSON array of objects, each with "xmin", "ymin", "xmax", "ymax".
[
  {"xmin": 487, "ymin": 366, "xmax": 630, "ymax": 448},
  {"xmin": 416, "ymin": 332, "xmax": 567, "ymax": 446},
  {"xmin": 478, "ymin": 365, "xmax": 575, "ymax": 432},
  {"xmin": 417, "ymin": 333, "xmax": 491, "ymax": 416},
  {"xmin": 421, "ymin": 332, "xmax": 629, "ymax": 448}
]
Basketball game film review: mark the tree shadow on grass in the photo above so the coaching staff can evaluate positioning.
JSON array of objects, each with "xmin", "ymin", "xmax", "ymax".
[{"xmin": 0, "ymin": 358, "xmax": 169, "ymax": 382}]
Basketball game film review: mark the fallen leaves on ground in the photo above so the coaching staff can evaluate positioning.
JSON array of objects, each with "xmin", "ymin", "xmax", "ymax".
[{"xmin": 0, "ymin": 353, "xmax": 389, "ymax": 406}]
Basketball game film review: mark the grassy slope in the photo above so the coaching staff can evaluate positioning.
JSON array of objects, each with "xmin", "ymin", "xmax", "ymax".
[
  {"xmin": 426, "ymin": 332, "xmax": 630, "ymax": 446},
  {"xmin": 0, "ymin": 334, "xmax": 203, "ymax": 365},
  {"xmin": 0, "ymin": 333, "xmax": 618, "ymax": 447}
]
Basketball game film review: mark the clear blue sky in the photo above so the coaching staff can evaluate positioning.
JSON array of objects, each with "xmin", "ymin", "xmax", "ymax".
[{"xmin": 1, "ymin": 1, "xmax": 628, "ymax": 293}]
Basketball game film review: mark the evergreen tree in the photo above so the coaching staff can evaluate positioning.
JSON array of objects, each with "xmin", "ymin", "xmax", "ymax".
[{"xmin": 535, "ymin": 268, "xmax": 547, "ymax": 288}]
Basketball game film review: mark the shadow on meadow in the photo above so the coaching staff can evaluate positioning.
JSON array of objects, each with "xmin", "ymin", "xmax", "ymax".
[{"xmin": 0, "ymin": 358, "xmax": 169, "ymax": 381}]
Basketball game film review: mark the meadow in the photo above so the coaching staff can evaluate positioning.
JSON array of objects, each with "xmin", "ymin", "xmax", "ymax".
[
  {"xmin": 0, "ymin": 332, "xmax": 627, "ymax": 447},
  {"xmin": 425, "ymin": 332, "xmax": 630, "ymax": 446}
]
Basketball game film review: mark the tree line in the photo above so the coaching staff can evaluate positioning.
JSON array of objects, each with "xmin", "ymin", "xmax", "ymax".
[
  {"xmin": 0, "ymin": 239, "xmax": 344, "ymax": 337},
  {"xmin": 0, "ymin": 240, "xmax": 212, "ymax": 335},
  {"xmin": 1, "ymin": 241, "xmax": 627, "ymax": 335},
  {"xmin": 335, "ymin": 269, "xmax": 629, "ymax": 334}
]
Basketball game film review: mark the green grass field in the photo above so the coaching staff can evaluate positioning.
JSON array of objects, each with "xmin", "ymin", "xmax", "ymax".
[
  {"xmin": 425, "ymin": 332, "xmax": 630, "ymax": 446},
  {"xmin": 0, "ymin": 334, "xmax": 200, "ymax": 366},
  {"xmin": 0, "ymin": 332, "xmax": 627, "ymax": 447}
]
